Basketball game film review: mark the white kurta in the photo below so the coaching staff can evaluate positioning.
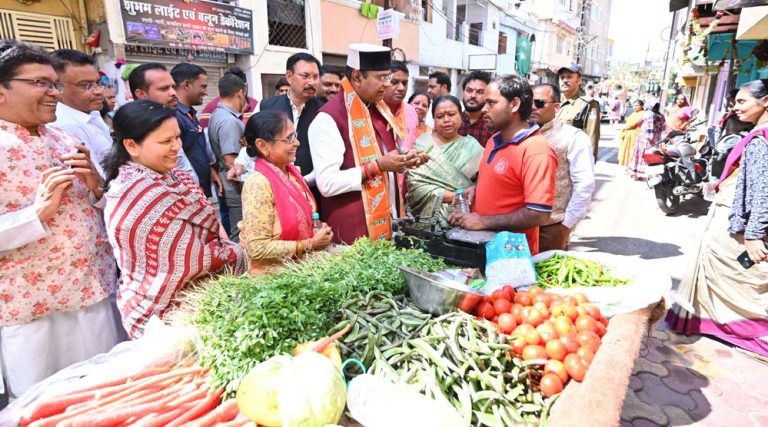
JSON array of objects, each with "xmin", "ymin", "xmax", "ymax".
[{"xmin": 308, "ymin": 112, "xmax": 399, "ymax": 215}]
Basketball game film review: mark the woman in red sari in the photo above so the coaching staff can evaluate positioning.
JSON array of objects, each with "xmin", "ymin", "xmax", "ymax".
[
  {"xmin": 103, "ymin": 100, "xmax": 248, "ymax": 338},
  {"xmin": 241, "ymin": 111, "xmax": 333, "ymax": 274}
]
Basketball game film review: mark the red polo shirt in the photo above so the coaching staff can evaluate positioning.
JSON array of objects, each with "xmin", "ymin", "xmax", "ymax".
[{"xmin": 474, "ymin": 125, "xmax": 557, "ymax": 254}]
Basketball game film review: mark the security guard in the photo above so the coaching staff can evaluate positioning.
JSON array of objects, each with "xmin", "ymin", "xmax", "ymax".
[{"xmin": 556, "ymin": 64, "xmax": 601, "ymax": 160}]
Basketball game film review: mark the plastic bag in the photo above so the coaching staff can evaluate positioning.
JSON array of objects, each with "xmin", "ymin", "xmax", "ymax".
[
  {"xmin": 484, "ymin": 232, "xmax": 537, "ymax": 292},
  {"xmin": 0, "ymin": 319, "xmax": 195, "ymax": 426},
  {"xmin": 532, "ymin": 250, "xmax": 673, "ymax": 317}
]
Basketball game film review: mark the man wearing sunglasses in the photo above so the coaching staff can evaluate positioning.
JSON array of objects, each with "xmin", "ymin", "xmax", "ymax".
[
  {"xmin": 50, "ymin": 49, "xmax": 111, "ymax": 178},
  {"xmin": 556, "ymin": 64, "xmax": 601, "ymax": 160},
  {"xmin": 530, "ymin": 84, "xmax": 595, "ymax": 252}
]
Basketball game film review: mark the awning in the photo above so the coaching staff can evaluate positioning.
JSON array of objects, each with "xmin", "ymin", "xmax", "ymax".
[
  {"xmin": 714, "ymin": 0, "xmax": 768, "ymax": 9},
  {"xmin": 736, "ymin": 5, "xmax": 768, "ymax": 38}
]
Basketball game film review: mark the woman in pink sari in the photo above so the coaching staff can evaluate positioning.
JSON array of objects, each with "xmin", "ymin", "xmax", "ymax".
[{"xmin": 241, "ymin": 111, "xmax": 333, "ymax": 274}]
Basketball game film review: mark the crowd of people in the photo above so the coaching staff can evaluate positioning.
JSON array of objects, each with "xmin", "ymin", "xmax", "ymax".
[{"xmin": 5, "ymin": 31, "xmax": 763, "ymax": 402}]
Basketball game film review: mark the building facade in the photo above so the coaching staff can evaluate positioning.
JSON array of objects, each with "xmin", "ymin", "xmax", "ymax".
[{"xmin": 0, "ymin": 0, "xmax": 87, "ymax": 51}]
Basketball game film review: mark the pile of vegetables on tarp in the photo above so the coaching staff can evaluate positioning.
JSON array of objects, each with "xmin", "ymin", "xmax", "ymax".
[{"xmin": 186, "ymin": 239, "xmax": 446, "ymax": 396}]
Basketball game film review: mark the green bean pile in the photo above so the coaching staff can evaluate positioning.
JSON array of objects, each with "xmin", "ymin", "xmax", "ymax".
[
  {"xmin": 332, "ymin": 291, "xmax": 432, "ymax": 367},
  {"xmin": 368, "ymin": 311, "xmax": 554, "ymax": 426},
  {"xmin": 535, "ymin": 254, "xmax": 631, "ymax": 289}
]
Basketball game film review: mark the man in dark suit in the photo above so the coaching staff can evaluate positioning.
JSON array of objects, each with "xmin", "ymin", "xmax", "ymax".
[{"xmin": 259, "ymin": 52, "xmax": 324, "ymax": 204}]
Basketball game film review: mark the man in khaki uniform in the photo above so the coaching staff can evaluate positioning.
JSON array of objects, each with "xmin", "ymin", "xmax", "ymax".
[{"xmin": 556, "ymin": 64, "xmax": 601, "ymax": 160}]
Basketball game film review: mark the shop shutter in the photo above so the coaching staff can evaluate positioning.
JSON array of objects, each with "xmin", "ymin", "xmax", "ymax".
[{"xmin": 0, "ymin": 9, "xmax": 77, "ymax": 51}]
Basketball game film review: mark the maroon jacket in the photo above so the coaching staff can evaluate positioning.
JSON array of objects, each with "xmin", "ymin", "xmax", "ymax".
[{"xmin": 316, "ymin": 88, "xmax": 398, "ymax": 244}]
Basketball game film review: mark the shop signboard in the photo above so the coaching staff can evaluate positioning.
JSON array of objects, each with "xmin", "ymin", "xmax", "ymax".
[
  {"xmin": 121, "ymin": 0, "xmax": 254, "ymax": 54},
  {"xmin": 124, "ymin": 45, "xmax": 228, "ymax": 63}
]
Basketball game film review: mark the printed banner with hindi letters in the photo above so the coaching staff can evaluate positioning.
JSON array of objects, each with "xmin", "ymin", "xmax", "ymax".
[{"xmin": 121, "ymin": 0, "xmax": 254, "ymax": 54}]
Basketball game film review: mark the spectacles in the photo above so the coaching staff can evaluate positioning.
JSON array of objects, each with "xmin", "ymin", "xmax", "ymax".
[
  {"xmin": 533, "ymin": 99, "xmax": 556, "ymax": 108},
  {"xmin": 373, "ymin": 74, "xmax": 392, "ymax": 83},
  {"xmin": 67, "ymin": 80, "xmax": 105, "ymax": 91},
  {"xmin": 296, "ymin": 73, "xmax": 320, "ymax": 82},
  {"xmin": 274, "ymin": 133, "xmax": 298, "ymax": 144},
  {"xmin": 3, "ymin": 78, "xmax": 63, "ymax": 92}
]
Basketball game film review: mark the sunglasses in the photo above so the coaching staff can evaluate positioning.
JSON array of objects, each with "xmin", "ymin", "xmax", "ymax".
[{"xmin": 533, "ymin": 99, "xmax": 556, "ymax": 109}]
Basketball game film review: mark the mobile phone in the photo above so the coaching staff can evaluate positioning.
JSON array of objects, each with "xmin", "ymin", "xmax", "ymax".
[
  {"xmin": 737, "ymin": 241, "xmax": 768, "ymax": 269},
  {"xmin": 70, "ymin": 149, "xmax": 83, "ymax": 169}
]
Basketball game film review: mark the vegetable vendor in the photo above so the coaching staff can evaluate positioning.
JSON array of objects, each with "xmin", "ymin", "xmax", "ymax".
[
  {"xmin": 448, "ymin": 75, "xmax": 557, "ymax": 255},
  {"xmin": 308, "ymin": 43, "xmax": 428, "ymax": 244}
]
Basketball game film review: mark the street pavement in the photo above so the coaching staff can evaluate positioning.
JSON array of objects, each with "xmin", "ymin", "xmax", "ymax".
[{"xmin": 571, "ymin": 124, "xmax": 768, "ymax": 426}]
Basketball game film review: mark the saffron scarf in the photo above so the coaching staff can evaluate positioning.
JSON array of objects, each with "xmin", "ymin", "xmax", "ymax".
[
  {"xmin": 253, "ymin": 157, "xmax": 315, "ymax": 240},
  {"xmin": 341, "ymin": 77, "xmax": 400, "ymax": 240}
]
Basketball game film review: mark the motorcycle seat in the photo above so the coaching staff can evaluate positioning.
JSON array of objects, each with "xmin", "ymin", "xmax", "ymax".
[{"xmin": 666, "ymin": 143, "xmax": 697, "ymax": 158}]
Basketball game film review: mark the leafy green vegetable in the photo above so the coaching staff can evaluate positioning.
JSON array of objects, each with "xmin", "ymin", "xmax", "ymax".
[{"xmin": 189, "ymin": 239, "xmax": 446, "ymax": 395}]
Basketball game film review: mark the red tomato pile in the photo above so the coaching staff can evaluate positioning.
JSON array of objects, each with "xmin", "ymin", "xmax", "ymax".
[{"xmin": 464, "ymin": 286, "xmax": 608, "ymax": 398}]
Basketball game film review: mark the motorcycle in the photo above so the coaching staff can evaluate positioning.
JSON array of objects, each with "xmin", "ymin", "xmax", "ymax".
[{"xmin": 644, "ymin": 110, "xmax": 712, "ymax": 215}]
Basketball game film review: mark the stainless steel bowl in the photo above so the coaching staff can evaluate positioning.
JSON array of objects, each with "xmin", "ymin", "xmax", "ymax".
[{"xmin": 400, "ymin": 266, "xmax": 485, "ymax": 316}]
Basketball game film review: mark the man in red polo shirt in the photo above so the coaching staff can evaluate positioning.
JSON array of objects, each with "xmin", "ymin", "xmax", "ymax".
[{"xmin": 448, "ymin": 75, "xmax": 557, "ymax": 254}]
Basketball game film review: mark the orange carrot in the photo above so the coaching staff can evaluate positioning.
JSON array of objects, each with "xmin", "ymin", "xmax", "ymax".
[
  {"xmin": 312, "ymin": 324, "xmax": 352, "ymax": 353},
  {"xmin": 215, "ymin": 419, "xmax": 253, "ymax": 427},
  {"xmin": 56, "ymin": 391, "xmax": 184, "ymax": 427},
  {"xmin": 184, "ymin": 398, "xmax": 240, "ymax": 427},
  {"xmin": 133, "ymin": 403, "xmax": 196, "ymax": 427},
  {"xmin": 165, "ymin": 387, "xmax": 223, "ymax": 427}
]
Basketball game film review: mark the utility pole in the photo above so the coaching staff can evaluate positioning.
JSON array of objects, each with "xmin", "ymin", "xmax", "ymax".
[
  {"xmin": 383, "ymin": 0, "xmax": 393, "ymax": 48},
  {"xmin": 575, "ymin": 0, "xmax": 591, "ymax": 67}
]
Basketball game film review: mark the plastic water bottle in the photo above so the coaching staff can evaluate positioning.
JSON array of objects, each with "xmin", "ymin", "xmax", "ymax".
[
  {"xmin": 312, "ymin": 212, "xmax": 322, "ymax": 232},
  {"xmin": 453, "ymin": 188, "xmax": 470, "ymax": 214},
  {"xmin": 347, "ymin": 374, "xmax": 465, "ymax": 427},
  {"xmin": 703, "ymin": 177, "xmax": 718, "ymax": 202}
]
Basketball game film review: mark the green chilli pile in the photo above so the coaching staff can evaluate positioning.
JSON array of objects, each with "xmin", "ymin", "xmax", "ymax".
[
  {"xmin": 535, "ymin": 254, "xmax": 631, "ymax": 289},
  {"xmin": 188, "ymin": 239, "xmax": 446, "ymax": 395}
]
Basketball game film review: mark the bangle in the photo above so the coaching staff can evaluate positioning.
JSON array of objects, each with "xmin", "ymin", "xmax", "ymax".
[
  {"xmin": 306, "ymin": 237, "xmax": 313, "ymax": 252},
  {"xmin": 364, "ymin": 162, "xmax": 374, "ymax": 181},
  {"xmin": 373, "ymin": 158, "xmax": 382, "ymax": 175}
]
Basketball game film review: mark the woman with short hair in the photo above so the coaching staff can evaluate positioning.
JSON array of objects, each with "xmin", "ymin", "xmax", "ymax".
[{"xmin": 240, "ymin": 111, "xmax": 333, "ymax": 275}]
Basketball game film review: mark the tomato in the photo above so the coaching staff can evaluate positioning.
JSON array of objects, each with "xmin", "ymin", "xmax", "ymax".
[
  {"xmin": 493, "ymin": 298, "xmax": 512, "ymax": 315},
  {"xmin": 554, "ymin": 303, "xmax": 579, "ymax": 321},
  {"xmin": 553, "ymin": 316, "xmax": 574, "ymax": 336},
  {"xmin": 458, "ymin": 293, "xmax": 482, "ymax": 313},
  {"xmin": 503, "ymin": 285, "xmax": 516, "ymax": 300},
  {"xmin": 513, "ymin": 323, "xmax": 536, "ymax": 337},
  {"xmin": 533, "ymin": 302, "xmax": 550, "ymax": 318},
  {"xmin": 491, "ymin": 289, "xmax": 508, "ymax": 302},
  {"xmin": 522, "ymin": 344, "xmax": 547, "ymax": 361},
  {"xmin": 575, "ymin": 315, "xmax": 598, "ymax": 333},
  {"xmin": 580, "ymin": 303, "xmax": 602, "ymax": 319},
  {"xmin": 577, "ymin": 346, "xmax": 595, "ymax": 365},
  {"xmin": 545, "ymin": 339, "xmax": 567, "ymax": 361},
  {"xmin": 575, "ymin": 306, "xmax": 587, "ymax": 317},
  {"xmin": 549, "ymin": 293, "xmax": 563, "ymax": 303},
  {"xmin": 539, "ymin": 373, "xmax": 564, "ymax": 397},
  {"xmin": 510, "ymin": 335, "xmax": 527, "ymax": 354},
  {"xmin": 559, "ymin": 332, "xmax": 581, "ymax": 354},
  {"xmin": 573, "ymin": 292, "xmax": 589, "ymax": 304},
  {"xmin": 537, "ymin": 321, "xmax": 558, "ymax": 342},
  {"xmin": 564, "ymin": 353, "xmax": 588, "ymax": 382},
  {"xmin": 524, "ymin": 329, "xmax": 542, "ymax": 346},
  {"xmin": 514, "ymin": 292, "xmax": 533, "ymax": 307},
  {"xmin": 492, "ymin": 315, "xmax": 499, "ymax": 324},
  {"xmin": 576, "ymin": 331, "xmax": 601, "ymax": 352},
  {"xmin": 595, "ymin": 321, "xmax": 608, "ymax": 337},
  {"xmin": 533, "ymin": 293, "xmax": 552, "ymax": 307},
  {"xmin": 497, "ymin": 313, "xmax": 517, "ymax": 334},
  {"xmin": 477, "ymin": 302, "xmax": 496, "ymax": 320},
  {"xmin": 599, "ymin": 316, "xmax": 609, "ymax": 327},
  {"xmin": 545, "ymin": 359, "xmax": 569, "ymax": 383},
  {"xmin": 562, "ymin": 295, "xmax": 577, "ymax": 306},
  {"xmin": 510, "ymin": 304, "xmax": 524, "ymax": 324},
  {"xmin": 522, "ymin": 307, "xmax": 545, "ymax": 326},
  {"xmin": 528, "ymin": 286, "xmax": 544, "ymax": 297}
]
